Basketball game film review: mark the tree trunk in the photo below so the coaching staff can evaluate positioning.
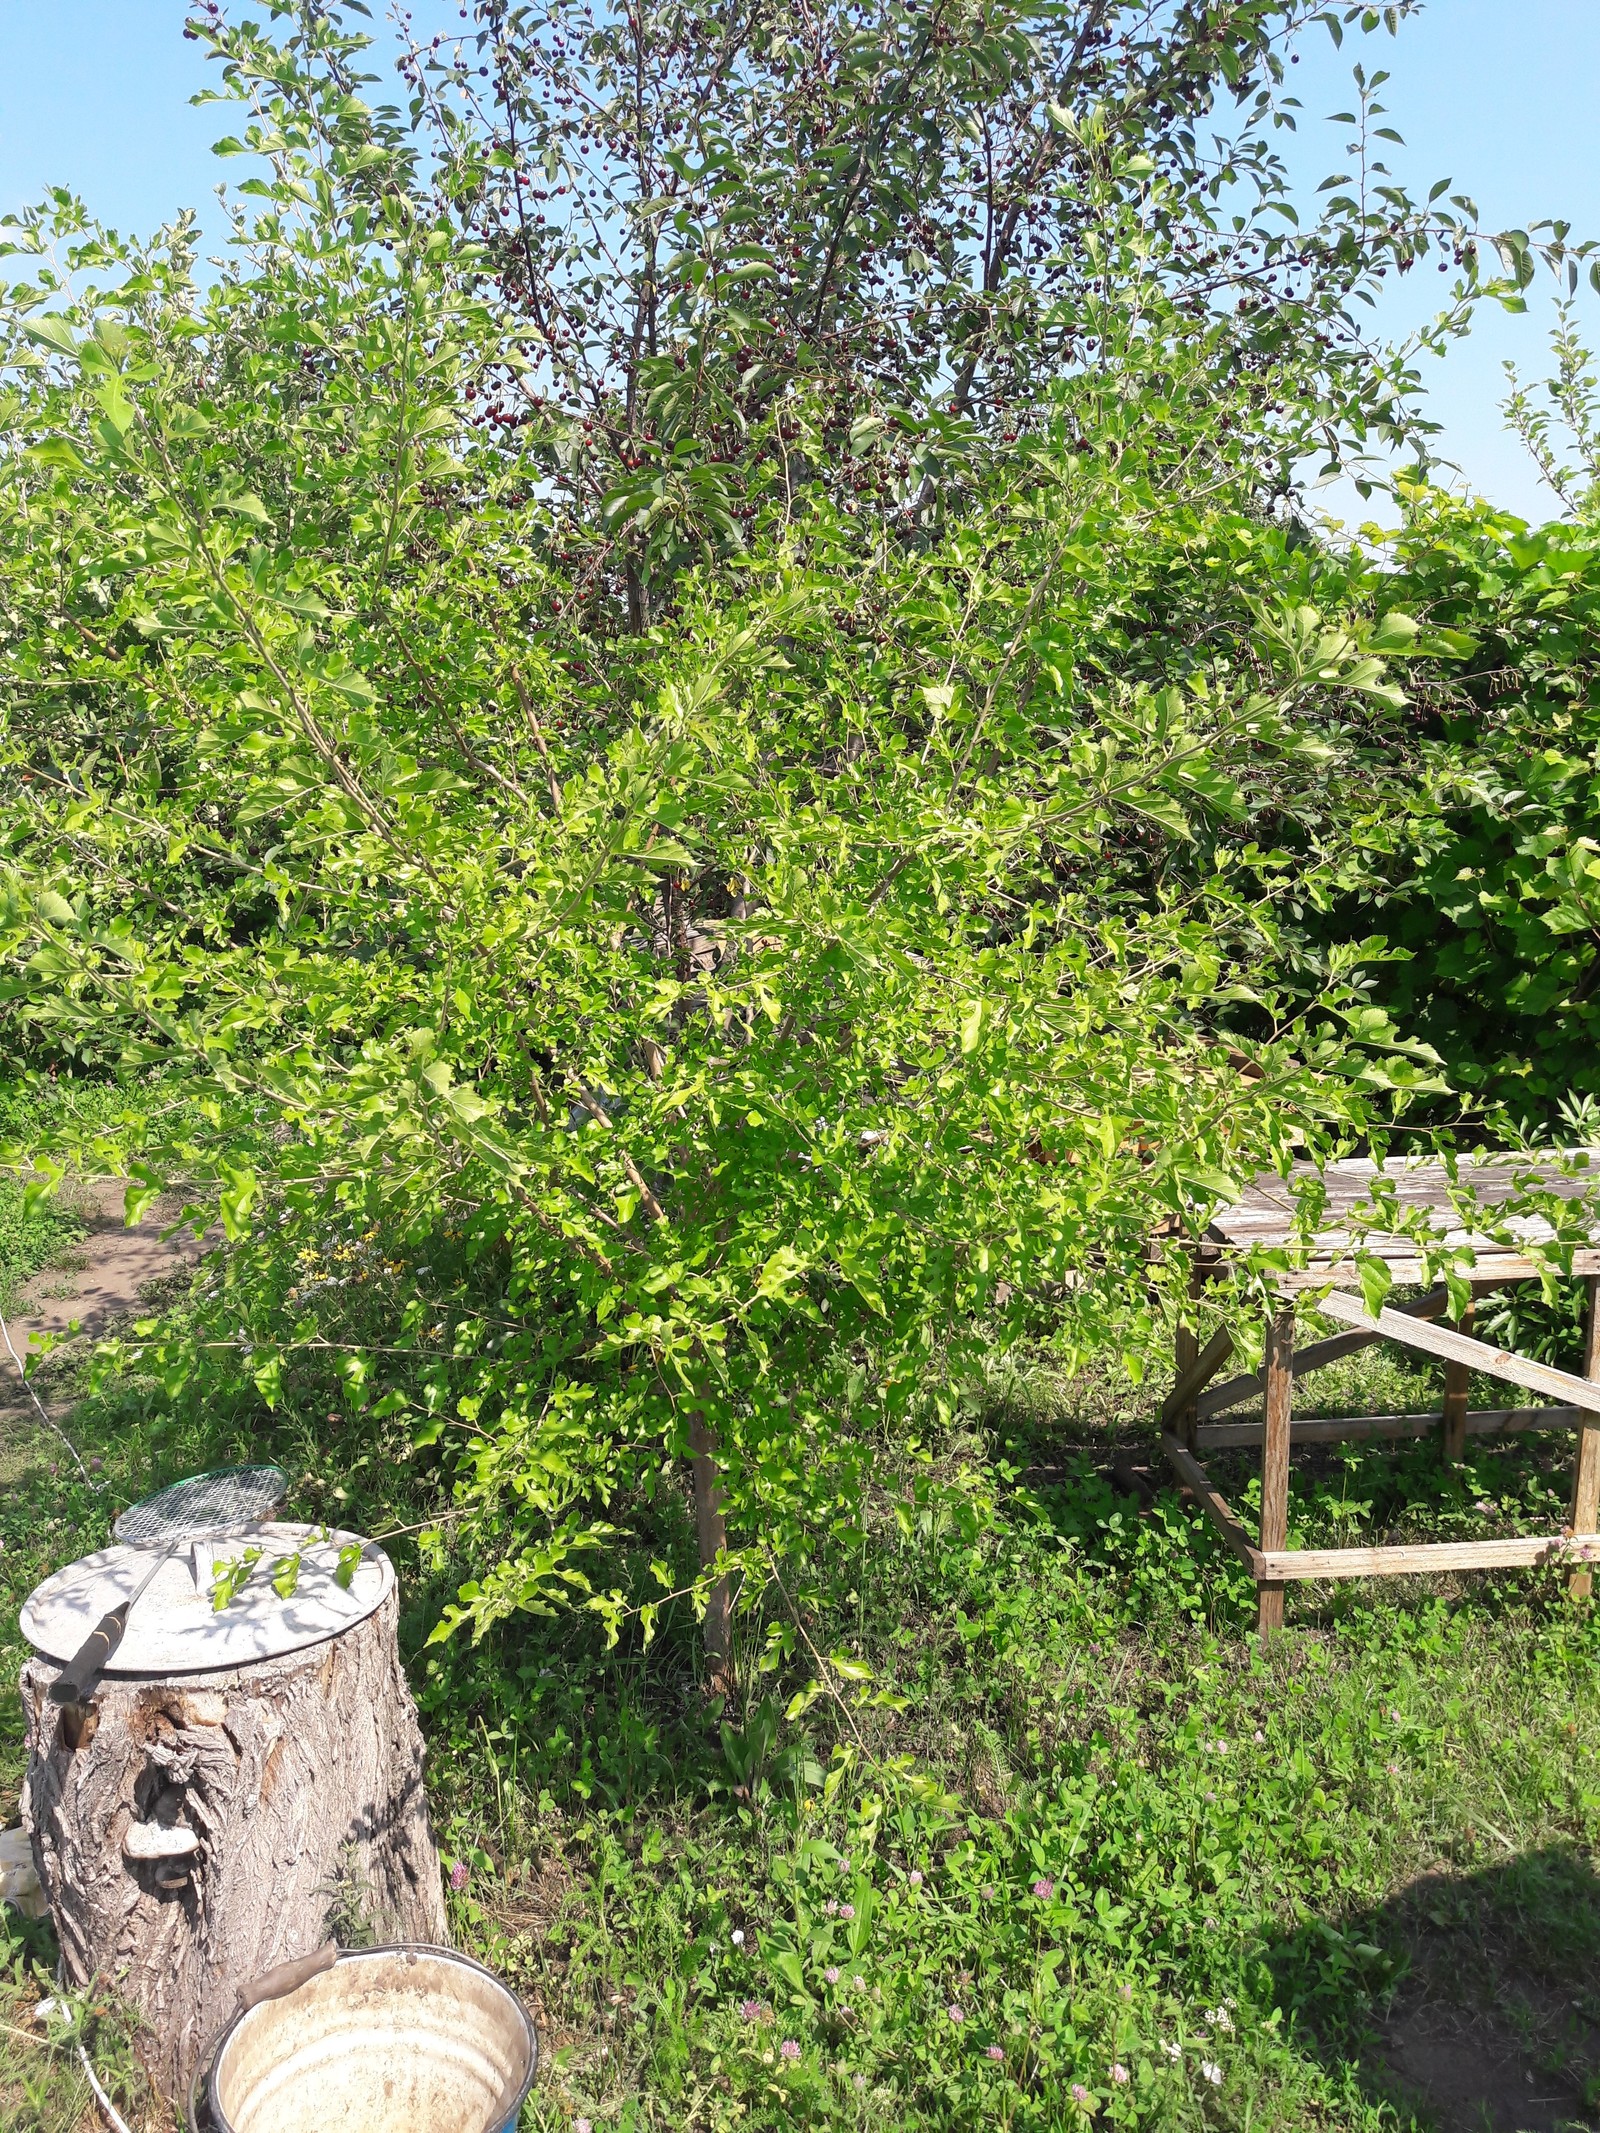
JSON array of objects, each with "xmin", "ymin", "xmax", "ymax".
[
  {"xmin": 20, "ymin": 1587, "xmax": 447, "ymax": 2106},
  {"xmin": 687, "ymin": 1410, "xmax": 732, "ymax": 1684}
]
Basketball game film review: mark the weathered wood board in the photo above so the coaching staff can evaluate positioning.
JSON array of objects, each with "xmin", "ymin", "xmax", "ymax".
[{"xmin": 1202, "ymin": 1150, "xmax": 1600, "ymax": 1280}]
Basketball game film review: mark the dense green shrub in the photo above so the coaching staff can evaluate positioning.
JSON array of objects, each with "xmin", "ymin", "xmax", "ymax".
[
  {"xmin": 1350, "ymin": 500, "xmax": 1600, "ymax": 1119},
  {"xmin": 0, "ymin": 1, "xmax": 1593, "ymax": 1653}
]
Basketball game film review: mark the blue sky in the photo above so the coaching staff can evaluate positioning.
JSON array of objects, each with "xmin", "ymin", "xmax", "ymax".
[
  {"xmin": 0, "ymin": 1, "xmax": 1594, "ymax": 525},
  {"xmin": 1287, "ymin": 1, "xmax": 1600, "ymax": 523}
]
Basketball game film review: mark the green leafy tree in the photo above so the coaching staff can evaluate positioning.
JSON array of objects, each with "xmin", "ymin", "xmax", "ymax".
[
  {"xmin": 190, "ymin": 0, "xmax": 1542, "ymax": 628},
  {"xmin": 0, "ymin": 6, "xmax": 1464, "ymax": 1658},
  {"xmin": 1319, "ymin": 492, "xmax": 1600, "ymax": 1120},
  {"xmin": 1503, "ymin": 299, "xmax": 1600, "ymax": 521}
]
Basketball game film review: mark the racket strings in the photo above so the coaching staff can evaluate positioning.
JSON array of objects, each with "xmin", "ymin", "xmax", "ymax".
[{"xmin": 115, "ymin": 1464, "xmax": 287, "ymax": 1546}]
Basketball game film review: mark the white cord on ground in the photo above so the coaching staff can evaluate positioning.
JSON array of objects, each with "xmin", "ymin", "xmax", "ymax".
[
  {"xmin": 77, "ymin": 2038, "xmax": 135, "ymax": 2133},
  {"xmin": 0, "ymin": 1303, "xmax": 99, "ymax": 1491},
  {"xmin": 36, "ymin": 1979, "xmax": 134, "ymax": 2133},
  {"xmin": 49, "ymin": 1957, "xmax": 134, "ymax": 2133}
]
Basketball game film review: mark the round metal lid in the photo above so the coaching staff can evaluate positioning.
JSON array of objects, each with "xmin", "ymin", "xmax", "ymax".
[{"xmin": 21, "ymin": 1521, "xmax": 393, "ymax": 1677}]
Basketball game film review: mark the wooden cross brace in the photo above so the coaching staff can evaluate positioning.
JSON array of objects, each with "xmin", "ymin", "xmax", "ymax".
[{"xmin": 1162, "ymin": 1272, "xmax": 1600, "ymax": 1634}]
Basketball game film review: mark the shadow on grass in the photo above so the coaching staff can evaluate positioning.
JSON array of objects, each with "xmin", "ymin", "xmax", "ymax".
[{"xmin": 1273, "ymin": 1844, "xmax": 1600, "ymax": 2133}]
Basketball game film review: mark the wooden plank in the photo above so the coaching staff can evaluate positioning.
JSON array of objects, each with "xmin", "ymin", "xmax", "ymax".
[
  {"xmin": 1258, "ymin": 1305, "xmax": 1294, "ymax": 1634},
  {"xmin": 1570, "ymin": 1275, "xmax": 1600, "ymax": 1602},
  {"xmin": 1462, "ymin": 1405, "xmax": 1585, "ymax": 1435},
  {"xmin": 1169, "ymin": 1256, "xmax": 1204, "ymax": 1449},
  {"xmin": 1260, "ymin": 1533, "xmax": 1600, "ymax": 1582},
  {"xmin": 1276, "ymin": 1252, "xmax": 1600, "ymax": 1289},
  {"xmin": 1160, "ymin": 1434, "xmax": 1264, "ymax": 1575},
  {"xmin": 1309, "ymin": 1289, "xmax": 1600, "ymax": 1418},
  {"xmin": 1196, "ymin": 1287, "xmax": 1449, "ymax": 1419},
  {"xmin": 1206, "ymin": 1150, "xmax": 1600, "ymax": 1258},
  {"xmin": 1160, "ymin": 1324, "xmax": 1235, "ymax": 1431},
  {"xmin": 1198, "ymin": 1406, "xmax": 1584, "ymax": 1450}
]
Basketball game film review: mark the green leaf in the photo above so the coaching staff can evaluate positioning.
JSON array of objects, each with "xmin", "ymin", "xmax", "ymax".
[
  {"xmin": 23, "ymin": 314, "xmax": 79, "ymax": 357},
  {"xmin": 25, "ymin": 436, "xmax": 90, "ymax": 474},
  {"xmin": 1125, "ymin": 788, "xmax": 1193, "ymax": 837},
  {"xmin": 1369, "ymin": 610, "xmax": 1420, "ymax": 653},
  {"xmin": 829, "ymin": 1655, "xmax": 872, "ymax": 1682},
  {"xmin": 211, "ymin": 1546, "xmax": 262, "ymax": 1610},
  {"xmin": 1356, "ymin": 1258, "xmax": 1393, "ymax": 1320},
  {"xmin": 784, "ymin": 1680, "xmax": 824, "ymax": 1721},
  {"xmin": 322, "ymin": 668, "xmax": 376, "ymax": 703},
  {"xmin": 218, "ymin": 1163, "xmax": 258, "ymax": 1241},
  {"xmin": 767, "ymin": 1949, "xmax": 810, "ymax": 2000},
  {"xmin": 838, "ymin": 1252, "xmax": 886, "ymax": 1317},
  {"xmin": 122, "ymin": 1174, "xmax": 161, "ymax": 1227},
  {"xmin": 23, "ymin": 1170, "xmax": 62, "ymax": 1220},
  {"xmin": 214, "ymin": 489, "xmax": 272, "ymax": 525},
  {"xmin": 756, "ymin": 1246, "xmax": 803, "ymax": 1299}
]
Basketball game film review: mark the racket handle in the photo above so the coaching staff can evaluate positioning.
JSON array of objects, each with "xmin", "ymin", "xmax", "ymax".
[{"xmin": 49, "ymin": 1603, "xmax": 131, "ymax": 1705}]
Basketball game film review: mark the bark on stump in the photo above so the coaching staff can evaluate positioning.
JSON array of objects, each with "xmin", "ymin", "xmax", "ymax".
[{"xmin": 20, "ymin": 1587, "xmax": 447, "ymax": 2105}]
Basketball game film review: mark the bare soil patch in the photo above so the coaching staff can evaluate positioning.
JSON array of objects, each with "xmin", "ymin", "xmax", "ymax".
[
  {"xmin": 1, "ymin": 1181, "xmax": 205, "ymax": 1373},
  {"xmin": 1330, "ymin": 1855, "xmax": 1600, "ymax": 2132},
  {"xmin": 0, "ymin": 1182, "xmax": 208, "ymax": 1486}
]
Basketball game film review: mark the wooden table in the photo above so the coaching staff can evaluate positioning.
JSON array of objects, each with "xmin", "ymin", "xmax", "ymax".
[{"xmin": 1162, "ymin": 1153, "xmax": 1600, "ymax": 1633}]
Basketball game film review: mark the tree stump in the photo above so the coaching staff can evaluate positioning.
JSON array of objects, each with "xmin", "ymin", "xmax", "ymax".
[{"xmin": 20, "ymin": 1581, "xmax": 448, "ymax": 2104}]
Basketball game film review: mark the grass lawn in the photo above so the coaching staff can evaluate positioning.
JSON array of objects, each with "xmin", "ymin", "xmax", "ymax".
[{"xmin": 3, "ymin": 1225, "xmax": 1600, "ymax": 2131}]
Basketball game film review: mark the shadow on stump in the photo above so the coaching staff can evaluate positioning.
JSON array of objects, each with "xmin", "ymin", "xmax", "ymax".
[{"xmin": 1270, "ymin": 1844, "xmax": 1600, "ymax": 2133}]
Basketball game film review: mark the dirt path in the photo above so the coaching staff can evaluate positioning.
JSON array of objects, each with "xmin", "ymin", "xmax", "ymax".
[
  {"xmin": 0, "ymin": 1187, "xmax": 220, "ymax": 2127},
  {"xmin": 0, "ymin": 1179, "xmax": 208, "ymax": 1418}
]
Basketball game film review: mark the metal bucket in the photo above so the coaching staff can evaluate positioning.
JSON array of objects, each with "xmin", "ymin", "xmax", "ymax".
[{"xmin": 200, "ymin": 1946, "xmax": 536, "ymax": 2133}]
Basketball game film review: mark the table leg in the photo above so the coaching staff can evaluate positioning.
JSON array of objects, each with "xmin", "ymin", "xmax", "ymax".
[
  {"xmin": 1571, "ymin": 1275, "xmax": 1600, "ymax": 1602},
  {"xmin": 1174, "ymin": 1269, "xmax": 1200, "ymax": 1453},
  {"xmin": 1442, "ymin": 1293, "xmax": 1475, "ymax": 1464},
  {"xmin": 1258, "ymin": 1304, "xmax": 1294, "ymax": 1635}
]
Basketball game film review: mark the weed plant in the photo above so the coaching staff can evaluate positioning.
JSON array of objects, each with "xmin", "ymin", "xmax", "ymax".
[{"xmin": 0, "ymin": 1911, "xmax": 151, "ymax": 2133}]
